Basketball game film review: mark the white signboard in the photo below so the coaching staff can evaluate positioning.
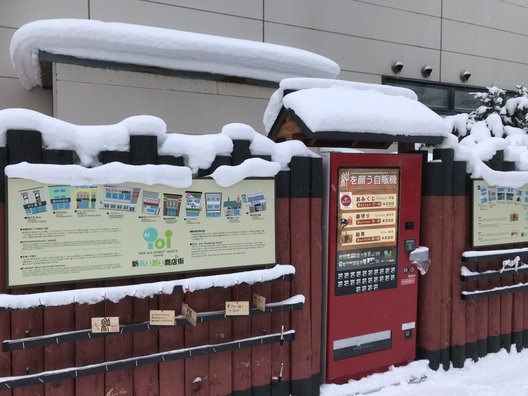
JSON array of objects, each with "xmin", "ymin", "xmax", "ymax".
[
  {"xmin": 473, "ymin": 179, "xmax": 528, "ymax": 247},
  {"xmin": 7, "ymin": 178, "xmax": 276, "ymax": 287}
]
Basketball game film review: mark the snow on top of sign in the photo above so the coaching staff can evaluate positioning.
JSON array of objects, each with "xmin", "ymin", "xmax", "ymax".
[
  {"xmin": 4, "ymin": 162, "xmax": 193, "ymax": 188},
  {"xmin": 10, "ymin": 19, "xmax": 340, "ymax": 90},
  {"xmin": 0, "ymin": 264, "xmax": 296, "ymax": 309},
  {"xmin": 210, "ymin": 158, "xmax": 281, "ymax": 187},
  {"xmin": 262, "ymin": 78, "xmax": 449, "ymax": 137},
  {"xmin": 0, "ymin": 110, "xmax": 317, "ymax": 186},
  {"xmin": 462, "ymin": 247, "xmax": 528, "ymax": 258}
]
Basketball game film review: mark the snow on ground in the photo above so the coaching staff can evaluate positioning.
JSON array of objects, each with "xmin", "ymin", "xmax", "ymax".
[
  {"xmin": 10, "ymin": 19, "xmax": 340, "ymax": 90},
  {"xmin": 320, "ymin": 348, "xmax": 528, "ymax": 396}
]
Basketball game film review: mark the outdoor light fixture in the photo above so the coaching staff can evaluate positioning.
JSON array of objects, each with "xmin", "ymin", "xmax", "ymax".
[
  {"xmin": 421, "ymin": 65, "xmax": 433, "ymax": 78},
  {"xmin": 391, "ymin": 61, "xmax": 404, "ymax": 74},
  {"xmin": 460, "ymin": 70, "xmax": 471, "ymax": 82}
]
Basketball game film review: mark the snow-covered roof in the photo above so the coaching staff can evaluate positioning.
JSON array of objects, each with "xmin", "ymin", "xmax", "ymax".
[
  {"xmin": 264, "ymin": 78, "xmax": 450, "ymax": 142},
  {"xmin": 10, "ymin": 19, "xmax": 341, "ymax": 90},
  {"xmin": 0, "ymin": 109, "xmax": 318, "ymax": 187}
]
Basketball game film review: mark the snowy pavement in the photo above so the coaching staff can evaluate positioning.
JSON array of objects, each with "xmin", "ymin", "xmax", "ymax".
[{"xmin": 320, "ymin": 348, "xmax": 528, "ymax": 396}]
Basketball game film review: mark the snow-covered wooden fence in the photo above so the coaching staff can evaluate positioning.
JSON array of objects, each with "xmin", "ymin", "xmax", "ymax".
[
  {"xmin": 0, "ymin": 130, "xmax": 323, "ymax": 396},
  {"xmin": 418, "ymin": 148, "xmax": 528, "ymax": 370}
]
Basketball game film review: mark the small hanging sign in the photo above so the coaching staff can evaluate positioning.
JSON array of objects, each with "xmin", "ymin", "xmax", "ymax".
[
  {"xmin": 149, "ymin": 310, "xmax": 175, "ymax": 326},
  {"xmin": 225, "ymin": 301, "xmax": 250, "ymax": 316},
  {"xmin": 182, "ymin": 303, "xmax": 197, "ymax": 327},
  {"xmin": 91, "ymin": 317, "xmax": 120, "ymax": 333},
  {"xmin": 252, "ymin": 293, "xmax": 266, "ymax": 312}
]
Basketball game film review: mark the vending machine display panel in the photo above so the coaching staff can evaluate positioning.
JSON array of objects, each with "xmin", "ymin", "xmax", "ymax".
[{"xmin": 335, "ymin": 167, "xmax": 400, "ymax": 296}]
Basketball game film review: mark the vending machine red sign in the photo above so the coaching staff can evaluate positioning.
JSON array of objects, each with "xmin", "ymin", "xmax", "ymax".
[{"xmin": 323, "ymin": 152, "xmax": 422, "ymax": 382}]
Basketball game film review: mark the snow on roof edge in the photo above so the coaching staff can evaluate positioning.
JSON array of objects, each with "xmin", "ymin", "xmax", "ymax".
[
  {"xmin": 263, "ymin": 78, "xmax": 421, "ymax": 134},
  {"xmin": 10, "ymin": 19, "xmax": 341, "ymax": 90}
]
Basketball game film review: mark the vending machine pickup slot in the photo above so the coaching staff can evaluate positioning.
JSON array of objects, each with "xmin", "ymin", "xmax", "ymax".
[{"xmin": 333, "ymin": 330, "xmax": 392, "ymax": 361}]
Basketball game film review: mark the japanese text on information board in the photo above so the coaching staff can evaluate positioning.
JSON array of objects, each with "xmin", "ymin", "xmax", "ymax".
[
  {"xmin": 7, "ymin": 178, "xmax": 275, "ymax": 287},
  {"xmin": 472, "ymin": 179, "xmax": 528, "ymax": 247}
]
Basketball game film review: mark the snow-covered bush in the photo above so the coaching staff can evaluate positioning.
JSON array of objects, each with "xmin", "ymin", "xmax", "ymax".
[{"xmin": 442, "ymin": 84, "xmax": 528, "ymax": 177}]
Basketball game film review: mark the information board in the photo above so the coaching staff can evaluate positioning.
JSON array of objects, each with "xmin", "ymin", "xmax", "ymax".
[
  {"xmin": 335, "ymin": 167, "xmax": 400, "ymax": 295},
  {"xmin": 7, "ymin": 178, "xmax": 275, "ymax": 287},
  {"xmin": 472, "ymin": 179, "xmax": 528, "ymax": 247}
]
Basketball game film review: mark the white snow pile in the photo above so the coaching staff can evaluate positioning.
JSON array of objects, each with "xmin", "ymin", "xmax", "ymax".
[
  {"xmin": 10, "ymin": 18, "xmax": 340, "ymax": 90},
  {"xmin": 263, "ymin": 78, "xmax": 450, "ymax": 138},
  {"xmin": 0, "ymin": 109, "xmax": 317, "ymax": 187},
  {"xmin": 0, "ymin": 264, "xmax": 296, "ymax": 309},
  {"xmin": 320, "ymin": 348, "xmax": 528, "ymax": 396},
  {"xmin": 440, "ymin": 86, "xmax": 528, "ymax": 188}
]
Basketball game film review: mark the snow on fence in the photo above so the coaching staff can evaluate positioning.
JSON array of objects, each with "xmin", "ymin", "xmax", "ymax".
[{"xmin": 0, "ymin": 129, "xmax": 323, "ymax": 396}]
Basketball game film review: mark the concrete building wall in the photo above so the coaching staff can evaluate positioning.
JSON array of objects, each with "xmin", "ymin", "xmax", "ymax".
[
  {"xmin": 53, "ymin": 63, "xmax": 274, "ymax": 133},
  {"xmin": 1, "ymin": 0, "xmax": 528, "ymax": 128}
]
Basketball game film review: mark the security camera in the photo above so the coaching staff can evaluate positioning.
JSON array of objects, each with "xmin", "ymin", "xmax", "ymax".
[
  {"xmin": 460, "ymin": 70, "xmax": 471, "ymax": 82},
  {"xmin": 421, "ymin": 65, "xmax": 433, "ymax": 78},
  {"xmin": 391, "ymin": 61, "xmax": 404, "ymax": 74}
]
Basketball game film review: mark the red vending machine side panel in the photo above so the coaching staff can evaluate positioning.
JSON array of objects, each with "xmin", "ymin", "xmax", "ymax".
[{"xmin": 325, "ymin": 153, "xmax": 422, "ymax": 382}]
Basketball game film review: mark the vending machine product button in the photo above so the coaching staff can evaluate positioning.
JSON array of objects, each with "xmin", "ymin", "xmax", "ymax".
[{"xmin": 404, "ymin": 239, "xmax": 416, "ymax": 252}]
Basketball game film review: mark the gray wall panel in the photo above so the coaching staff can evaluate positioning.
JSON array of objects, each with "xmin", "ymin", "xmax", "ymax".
[
  {"xmin": 137, "ymin": 0, "xmax": 262, "ymax": 19},
  {"xmin": 357, "ymin": 0, "xmax": 441, "ymax": 16},
  {"xmin": 443, "ymin": 0, "xmax": 528, "ymax": 35},
  {"xmin": 442, "ymin": 19, "xmax": 528, "ymax": 65},
  {"xmin": 0, "ymin": 28, "xmax": 16, "ymax": 77},
  {"xmin": 441, "ymin": 51, "xmax": 528, "ymax": 90},
  {"xmin": 265, "ymin": 22, "xmax": 440, "ymax": 82},
  {"xmin": 54, "ymin": 64, "xmax": 274, "ymax": 133},
  {"xmin": 0, "ymin": 0, "xmax": 87, "ymax": 28},
  {"xmin": 0, "ymin": 77, "xmax": 52, "ymax": 112},
  {"xmin": 90, "ymin": 0, "xmax": 263, "ymax": 40},
  {"xmin": 265, "ymin": 0, "xmax": 440, "ymax": 49}
]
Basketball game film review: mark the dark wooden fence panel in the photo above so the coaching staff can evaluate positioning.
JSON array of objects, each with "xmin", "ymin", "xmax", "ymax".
[
  {"xmin": 417, "ymin": 162, "xmax": 444, "ymax": 369},
  {"xmin": 75, "ymin": 297, "xmax": 105, "ymax": 396},
  {"xmin": 158, "ymin": 279, "xmax": 185, "ymax": 395},
  {"xmin": 273, "ymin": 170, "xmax": 292, "ymax": 395}
]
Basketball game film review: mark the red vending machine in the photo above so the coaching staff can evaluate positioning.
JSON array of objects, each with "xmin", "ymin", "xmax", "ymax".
[{"xmin": 322, "ymin": 152, "xmax": 422, "ymax": 382}]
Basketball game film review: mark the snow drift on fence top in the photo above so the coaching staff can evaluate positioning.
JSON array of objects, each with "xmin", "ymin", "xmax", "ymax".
[
  {"xmin": 0, "ymin": 109, "xmax": 318, "ymax": 186},
  {"xmin": 263, "ymin": 78, "xmax": 450, "ymax": 137},
  {"xmin": 10, "ymin": 19, "xmax": 341, "ymax": 90}
]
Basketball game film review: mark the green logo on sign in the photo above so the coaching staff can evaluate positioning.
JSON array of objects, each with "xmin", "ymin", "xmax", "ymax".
[{"xmin": 143, "ymin": 227, "xmax": 172, "ymax": 250}]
